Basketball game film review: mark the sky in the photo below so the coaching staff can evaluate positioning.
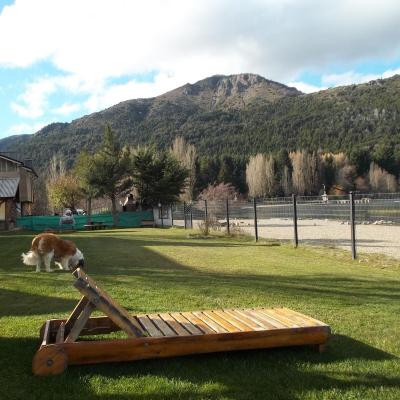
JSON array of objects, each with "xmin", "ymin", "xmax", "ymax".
[{"xmin": 1, "ymin": 0, "xmax": 400, "ymax": 139}]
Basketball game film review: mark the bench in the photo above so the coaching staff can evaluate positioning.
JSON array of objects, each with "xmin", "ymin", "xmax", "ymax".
[
  {"xmin": 141, "ymin": 219, "xmax": 155, "ymax": 227},
  {"xmin": 84, "ymin": 222, "xmax": 109, "ymax": 230}
]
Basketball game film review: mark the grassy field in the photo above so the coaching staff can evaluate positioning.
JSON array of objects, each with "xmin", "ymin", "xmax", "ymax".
[{"xmin": 0, "ymin": 228, "xmax": 399, "ymax": 400}]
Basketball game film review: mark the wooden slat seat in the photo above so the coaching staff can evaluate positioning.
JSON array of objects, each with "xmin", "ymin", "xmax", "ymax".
[{"xmin": 32, "ymin": 270, "xmax": 331, "ymax": 376}]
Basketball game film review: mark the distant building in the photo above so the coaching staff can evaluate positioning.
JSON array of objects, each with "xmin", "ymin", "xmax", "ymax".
[{"xmin": 0, "ymin": 153, "xmax": 37, "ymax": 230}]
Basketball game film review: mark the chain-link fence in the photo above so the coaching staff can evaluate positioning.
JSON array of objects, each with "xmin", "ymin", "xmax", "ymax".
[{"xmin": 166, "ymin": 193, "xmax": 400, "ymax": 259}]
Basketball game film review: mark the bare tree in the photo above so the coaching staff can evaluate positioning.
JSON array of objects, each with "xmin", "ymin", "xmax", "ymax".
[
  {"xmin": 336, "ymin": 164, "xmax": 357, "ymax": 192},
  {"xmin": 171, "ymin": 136, "xmax": 197, "ymax": 201},
  {"xmin": 48, "ymin": 154, "xmax": 66, "ymax": 183},
  {"xmin": 199, "ymin": 182, "xmax": 238, "ymax": 201},
  {"xmin": 265, "ymin": 156, "xmax": 276, "ymax": 197},
  {"xmin": 354, "ymin": 176, "xmax": 370, "ymax": 192},
  {"xmin": 290, "ymin": 151, "xmax": 307, "ymax": 195},
  {"xmin": 290, "ymin": 151, "xmax": 321, "ymax": 195},
  {"xmin": 246, "ymin": 154, "xmax": 267, "ymax": 198},
  {"xmin": 369, "ymin": 162, "xmax": 398, "ymax": 192},
  {"xmin": 385, "ymin": 174, "xmax": 398, "ymax": 192}
]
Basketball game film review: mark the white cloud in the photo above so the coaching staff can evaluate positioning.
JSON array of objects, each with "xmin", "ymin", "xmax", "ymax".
[
  {"xmin": 381, "ymin": 67, "xmax": 400, "ymax": 78},
  {"xmin": 10, "ymin": 74, "xmax": 93, "ymax": 118},
  {"xmin": 7, "ymin": 120, "xmax": 53, "ymax": 135},
  {"xmin": 1, "ymin": 0, "xmax": 400, "ymax": 83},
  {"xmin": 3, "ymin": 0, "xmax": 400, "ymax": 131},
  {"xmin": 52, "ymin": 102, "xmax": 81, "ymax": 116},
  {"xmin": 83, "ymin": 72, "xmax": 198, "ymax": 112},
  {"xmin": 322, "ymin": 67, "xmax": 400, "ymax": 87},
  {"xmin": 11, "ymin": 77, "xmax": 57, "ymax": 118},
  {"xmin": 290, "ymin": 66, "xmax": 400, "ymax": 92},
  {"xmin": 322, "ymin": 71, "xmax": 380, "ymax": 87},
  {"xmin": 286, "ymin": 81, "xmax": 327, "ymax": 94}
]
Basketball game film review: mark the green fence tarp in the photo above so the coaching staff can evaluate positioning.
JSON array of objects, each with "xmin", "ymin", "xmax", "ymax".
[{"xmin": 17, "ymin": 211, "xmax": 154, "ymax": 232}]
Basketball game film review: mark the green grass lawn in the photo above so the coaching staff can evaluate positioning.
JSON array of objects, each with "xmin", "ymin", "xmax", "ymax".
[{"xmin": 0, "ymin": 228, "xmax": 399, "ymax": 400}]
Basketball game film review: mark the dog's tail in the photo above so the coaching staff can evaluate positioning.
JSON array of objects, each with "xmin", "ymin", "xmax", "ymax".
[{"xmin": 21, "ymin": 251, "xmax": 39, "ymax": 266}]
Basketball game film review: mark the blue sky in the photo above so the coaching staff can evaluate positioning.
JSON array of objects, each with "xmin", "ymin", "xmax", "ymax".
[{"xmin": 1, "ymin": 0, "xmax": 400, "ymax": 139}]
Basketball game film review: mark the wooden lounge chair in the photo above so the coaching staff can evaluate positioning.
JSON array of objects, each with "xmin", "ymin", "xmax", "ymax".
[{"xmin": 32, "ymin": 269, "xmax": 331, "ymax": 376}]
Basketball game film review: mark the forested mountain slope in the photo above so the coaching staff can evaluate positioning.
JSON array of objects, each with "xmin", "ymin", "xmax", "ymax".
[{"xmin": 1, "ymin": 73, "xmax": 400, "ymax": 173}]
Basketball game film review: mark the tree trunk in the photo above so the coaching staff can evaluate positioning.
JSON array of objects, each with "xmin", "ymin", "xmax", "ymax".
[{"xmin": 111, "ymin": 195, "xmax": 119, "ymax": 226}]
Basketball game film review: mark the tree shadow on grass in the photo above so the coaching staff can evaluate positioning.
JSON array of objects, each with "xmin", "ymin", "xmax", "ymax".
[
  {"xmin": 1, "ymin": 232, "xmax": 400, "ymax": 399},
  {"xmin": 0, "ymin": 335, "xmax": 398, "ymax": 400},
  {"xmin": 0, "ymin": 288, "xmax": 77, "ymax": 317},
  {"xmin": 67, "ymin": 236, "xmax": 400, "ymax": 306},
  {"xmin": 2, "ymin": 234, "xmax": 400, "ymax": 316}
]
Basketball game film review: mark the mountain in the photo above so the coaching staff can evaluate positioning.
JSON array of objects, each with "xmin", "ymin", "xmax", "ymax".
[{"xmin": 1, "ymin": 73, "xmax": 400, "ymax": 173}]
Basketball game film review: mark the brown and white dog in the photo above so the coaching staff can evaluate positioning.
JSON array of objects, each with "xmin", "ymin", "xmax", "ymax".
[{"xmin": 22, "ymin": 233, "xmax": 84, "ymax": 272}]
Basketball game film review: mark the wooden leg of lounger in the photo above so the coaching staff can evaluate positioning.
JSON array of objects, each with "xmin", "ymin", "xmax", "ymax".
[
  {"xmin": 65, "ymin": 302, "xmax": 95, "ymax": 343},
  {"xmin": 56, "ymin": 322, "xmax": 65, "ymax": 343},
  {"xmin": 32, "ymin": 345, "xmax": 68, "ymax": 376},
  {"xmin": 318, "ymin": 344, "xmax": 327, "ymax": 353},
  {"xmin": 64, "ymin": 296, "xmax": 89, "ymax": 335}
]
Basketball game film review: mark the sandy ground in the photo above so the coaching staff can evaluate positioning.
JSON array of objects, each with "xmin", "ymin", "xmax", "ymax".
[{"xmin": 173, "ymin": 218, "xmax": 400, "ymax": 260}]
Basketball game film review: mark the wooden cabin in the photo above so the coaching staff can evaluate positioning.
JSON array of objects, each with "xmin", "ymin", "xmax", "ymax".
[{"xmin": 0, "ymin": 154, "xmax": 37, "ymax": 230}]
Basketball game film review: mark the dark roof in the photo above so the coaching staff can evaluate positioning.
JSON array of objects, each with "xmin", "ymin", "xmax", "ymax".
[
  {"xmin": 0, "ymin": 153, "xmax": 38, "ymax": 177},
  {"xmin": 0, "ymin": 177, "xmax": 20, "ymax": 198},
  {"xmin": 0, "ymin": 153, "xmax": 23, "ymax": 165}
]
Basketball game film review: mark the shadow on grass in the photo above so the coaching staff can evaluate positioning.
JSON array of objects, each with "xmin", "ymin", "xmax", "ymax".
[
  {"xmin": 0, "ymin": 288, "xmax": 77, "ymax": 317},
  {"xmin": 1, "ymin": 232, "xmax": 400, "ymax": 320},
  {"xmin": 1, "ymin": 231, "xmax": 400, "ymax": 399},
  {"xmin": 69, "ymin": 236, "xmax": 399, "ymax": 305},
  {"xmin": 1, "ymin": 335, "xmax": 398, "ymax": 400}
]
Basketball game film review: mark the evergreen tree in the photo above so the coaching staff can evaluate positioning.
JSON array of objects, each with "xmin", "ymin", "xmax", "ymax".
[
  {"xmin": 348, "ymin": 146, "xmax": 371, "ymax": 176},
  {"xmin": 131, "ymin": 147, "xmax": 188, "ymax": 208},
  {"xmin": 196, "ymin": 156, "xmax": 220, "ymax": 193},
  {"xmin": 218, "ymin": 155, "xmax": 235, "ymax": 184},
  {"xmin": 88, "ymin": 125, "xmax": 132, "ymax": 225},
  {"xmin": 74, "ymin": 150, "xmax": 102, "ymax": 223},
  {"xmin": 373, "ymin": 137, "xmax": 397, "ymax": 175},
  {"xmin": 320, "ymin": 154, "xmax": 336, "ymax": 191}
]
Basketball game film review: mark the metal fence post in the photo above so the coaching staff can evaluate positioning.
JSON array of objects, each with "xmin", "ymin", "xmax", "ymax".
[
  {"xmin": 350, "ymin": 191, "xmax": 357, "ymax": 259},
  {"xmin": 253, "ymin": 198, "xmax": 258, "ymax": 242},
  {"xmin": 226, "ymin": 198, "xmax": 230, "ymax": 235},
  {"xmin": 292, "ymin": 194, "xmax": 298, "ymax": 248},
  {"xmin": 190, "ymin": 204, "xmax": 193, "ymax": 229},
  {"xmin": 204, "ymin": 200, "xmax": 208, "ymax": 221},
  {"xmin": 183, "ymin": 201, "xmax": 187, "ymax": 230},
  {"xmin": 170, "ymin": 204, "xmax": 174, "ymax": 227}
]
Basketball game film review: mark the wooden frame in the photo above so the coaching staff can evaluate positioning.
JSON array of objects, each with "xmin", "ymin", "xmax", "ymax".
[{"xmin": 32, "ymin": 269, "xmax": 331, "ymax": 376}]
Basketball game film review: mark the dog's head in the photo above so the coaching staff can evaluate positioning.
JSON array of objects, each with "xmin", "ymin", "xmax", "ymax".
[{"xmin": 69, "ymin": 248, "xmax": 85, "ymax": 271}]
